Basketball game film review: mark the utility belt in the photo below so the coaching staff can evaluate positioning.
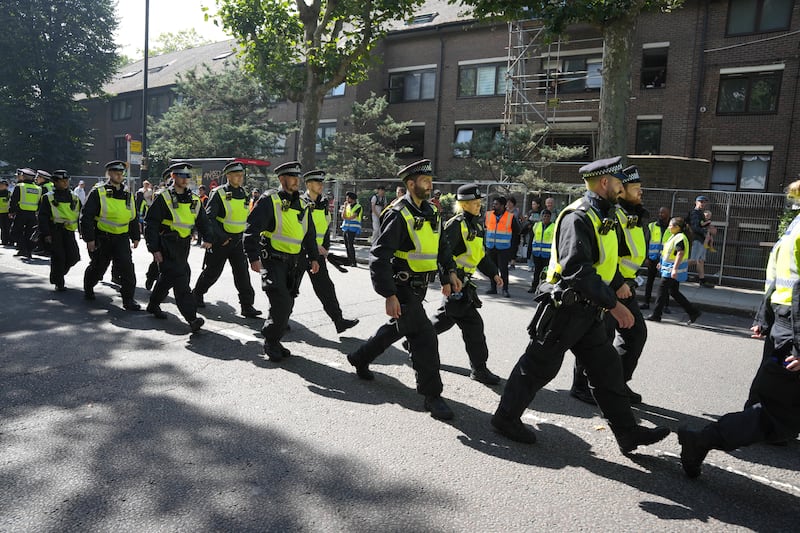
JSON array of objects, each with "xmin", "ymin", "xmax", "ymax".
[
  {"xmin": 394, "ymin": 270, "xmax": 436, "ymax": 288},
  {"xmin": 261, "ymin": 247, "xmax": 300, "ymax": 266},
  {"xmin": 540, "ymin": 282, "xmax": 607, "ymax": 321}
]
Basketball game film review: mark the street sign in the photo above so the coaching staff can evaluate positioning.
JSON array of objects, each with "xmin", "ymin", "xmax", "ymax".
[{"xmin": 130, "ymin": 141, "xmax": 142, "ymax": 153}]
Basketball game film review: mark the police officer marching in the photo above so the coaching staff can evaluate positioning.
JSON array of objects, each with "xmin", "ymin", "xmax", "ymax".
[
  {"xmin": 9, "ymin": 168, "xmax": 40, "ymax": 259},
  {"xmin": 299, "ymin": 169, "xmax": 359, "ymax": 333},
  {"xmin": 571, "ymin": 165, "xmax": 649, "ymax": 405},
  {"xmin": 346, "ymin": 159, "xmax": 462, "ymax": 421},
  {"xmin": 192, "ymin": 161, "xmax": 262, "ymax": 318},
  {"xmin": 0, "ymin": 178, "xmax": 13, "ymax": 246},
  {"xmin": 144, "ymin": 163, "xmax": 214, "ymax": 332},
  {"xmin": 243, "ymin": 161, "xmax": 320, "ymax": 361},
  {"xmin": 80, "ymin": 160, "xmax": 141, "ymax": 311},
  {"xmin": 143, "ymin": 169, "xmax": 170, "ymax": 291},
  {"xmin": 491, "ymin": 157, "xmax": 670, "ymax": 453},
  {"xmin": 37, "ymin": 170, "xmax": 81, "ymax": 291}
]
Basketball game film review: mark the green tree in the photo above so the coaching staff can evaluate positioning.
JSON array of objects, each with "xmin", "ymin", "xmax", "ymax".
[
  {"xmin": 458, "ymin": 0, "xmax": 685, "ymax": 157},
  {"xmin": 323, "ymin": 93, "xmax": 411, "ymax": 181},
  {"xmin": 0, "ymin": 0, "xmax": 119, "ymax": 171},
  {"xmin": 215, "ymin": 0, "xmax": 425, "ymax": 168},
  {"xmin": 143, "ymin": 29, "xmax": 214, "ymax": 58},
  {"xmin": 148, "ymin": 62, "xmax": 292, "ymax": 176}
]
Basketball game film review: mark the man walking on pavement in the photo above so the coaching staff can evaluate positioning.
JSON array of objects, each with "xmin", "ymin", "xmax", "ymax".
[
  {"xmin": 484, "ymin": 195, "xmax": 520, "ymax": 297},
  {"xmin": 38, "ymin": 170, "xmax": 81, "ymax": 291},
  {"xmin": 9, "ymin": 168, "xmax": 40, "ymax": 259},
  {"xmin": 192, "ymin": 161, "xmax": 261, "ymax": 318},
  {"xmin": 491, "ymin": 157, "xmax": 670, "ymax": 453},
  {"xmin": 688, "ymin": 195, "xmax": 714, "ymax": 287},
  {"xmin": 300, "ymin": 169, "xmax": 359, "ymax": 334},
  {"xmin": 244, "ymin": 161, "xmax": 320, "ymax": 361},
  {"xmin": 0, "ymin": 179, "xmax": 13, "ymax": 246},
  {"xmin": 370, "ymin": 184, "xmax": 386, "ymax": 243},
  {"xmin": 347, "ymin": 159, "xmax": 462, "ymax": 421}
]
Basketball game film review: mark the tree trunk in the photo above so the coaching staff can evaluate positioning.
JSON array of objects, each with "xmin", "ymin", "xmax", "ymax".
[
  {"xmin": 598, "ymin": 16, "xmax": 636, "ymax": 159},
  {"xmin": 298, "ymin": 68, "xmax": 324, "ymax": 169}
]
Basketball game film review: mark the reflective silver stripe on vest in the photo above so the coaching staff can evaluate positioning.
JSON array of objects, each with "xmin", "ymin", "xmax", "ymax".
[
  {"xmin": 164, "ymin": 191, "xmax": 201, "ymax": 231},
  {"xmin": 47, "ymin": 192, "xmax": 79, "ymax": 225},
  {"xmin": 269, "ymin": 195, "xmax": 306, "ymax": 246},
  {"xmin": 97, "ymin": 187, "xmax": 132, "ymax": 228},
  {"xmin": 218, "ymin": 195, "xmax": 247, "ymax": 231}
]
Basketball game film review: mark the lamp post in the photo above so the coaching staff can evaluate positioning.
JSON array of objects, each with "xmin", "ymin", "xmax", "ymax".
[{"xmin": 140, "ymin": 0, "xmax": 150, "ymax": 182}]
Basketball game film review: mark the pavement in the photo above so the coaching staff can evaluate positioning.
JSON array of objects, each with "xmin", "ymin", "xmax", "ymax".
[{"xmin": 331, "ymin": 240, "xmax": 765, "ymax": 319}]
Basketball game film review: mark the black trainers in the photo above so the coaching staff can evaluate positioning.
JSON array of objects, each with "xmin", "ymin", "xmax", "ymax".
[
  {"xmin": 677, "ymin": 426, "xmax": 709, "ymax": 478},
  {"xmin": 189, "ymin": 317, "xmax": 204, "ymax": 333},
  {"xmin": 470, "ymin": 367, "xmax": 501, "ymax": 385},
  {"xmin": 346, "ymin": 353, "xmax": 374, "ymax": 380},
  {"xmin": 699, "ymin": 279, "xmax": 715, "ymax": 288},
  {"xmin": 687, "ymin": 310, "xmax": 702, "ymax": 324},
  {"xmin": 123, "ymin": 300, "xmax": 142, "ymax": 311},
  {"xmin": 645, "ymin": 314, "xmax": 661, "ymax": 322},
  {"xmin": 615, "ymin": 425, "xmax": 670, "ymax": 453},
  {"xmin": 570, "ymin": 386, "xmax": 597, "ymax": 405},
  {"xmin": 491, "ymin": 413, "xmax": 537, "ymax": 444},
  {"xmin": 264, "ymin": 341, "xmax": 285, "ymax": 362},
  {"xmin": 335, "ymin": 318, "xmax": 359, "ymax": 334},
  {"xmin": 147, "ymin": 304, "xmax": 167, "ymax": 319},
  {"xmin": 241, "ymin": 305, "xmax": 262, "ymax": 318},
  {"xmin": 424, "ymin": 396, "xmax": 454, "ymax": 420}
]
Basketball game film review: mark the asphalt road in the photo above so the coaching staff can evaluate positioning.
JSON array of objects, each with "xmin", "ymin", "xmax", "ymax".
[{"xmin": 1, "ymin": 243, "xmax": 798, "ymax": 532}]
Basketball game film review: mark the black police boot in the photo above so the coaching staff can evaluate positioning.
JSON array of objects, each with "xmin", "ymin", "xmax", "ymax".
[
  {"xmin": 424, "ymin": 396, "xmax": 454, "ymax": 421},
  {"xmin": 687, "ymin": 310, "xmax": 702, "ymax": 325},
  {"xmin": 346, "ymin": 353, "xmax": 374, "ymax": 380},
  {"xmin": 614, "ymin": 425, "xmax": 671, "ymax": 454},
  {"xmin": 470, "ymin": 367, "xmax": 501, "ymax": 385},
  {"xmin": 55, "ymin": 284, "xmax": 67, "ymax": 292},
  {"xmin": 677, "ymin": 425, "xmax": 716, "ymax": 478},
  {"xmin": 84, "ymin": 288, "xmax": 96, "ymax": 301},
  {"xmin": 146, "ymin": 304, "xmax": 168, "ymax": 319},
  {"xmin": 193, "ymin": 291, "xmax": 206, "ymax": 308},
  {"xmin": 189, "ymin": 317, "xmax": 204, "ymax": 333},
  {"xmin": 570, "ymin": 386, "xmax": 597, "ymax": 405},
  {"xmin": 335, "ymin": 318, "xmax": 359, "ymax": 334},
  {"xmin": 241, "ymin": 305, "xmax": 262, "ymax": 318},
  {"xmin": 123, "ymin": 300, "xmax": 142, "ymax": 311},
  {"xmin": 645, "ymin": 314, "xmax": 661, "ymax": 322},
  {"xmin": 264, "ymin": 341, "xmax": 285, "ymax": 362},
  {"xmin": 491, "ymin": 412, "xmax": 537, "ymax": 444},
  {"xmin": 625, "ymin": 383, "xmax": 643, "ymax": 404}
]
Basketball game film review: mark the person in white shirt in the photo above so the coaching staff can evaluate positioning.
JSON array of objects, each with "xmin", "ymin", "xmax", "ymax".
[
  {"xmin": 370, "ymin": 185, "xmax": 386, "ymax": 243},
  {"xmin": 73, "ymin": 180, "xmax": 87, "ymax": 205}
]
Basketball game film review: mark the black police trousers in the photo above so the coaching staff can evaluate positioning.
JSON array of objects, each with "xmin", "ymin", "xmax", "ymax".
[
  {"xmin": 497, "ymin": 302, "xmax": 637, "ymax": 430},
  {"xmin": 342, "ymin": 230, "xmax": 358, "ymax": 265},
  {"xmin": 260, "ymin": 256, "xmax": 303, "ymax": 343},
  {"xmin": 301, "ymin": 257, "xmax": 345, "ymax": 324},
  {"xmin": 349, "ymin": 284, "xmax": 443, "ymax": 397},
  {"xmin": 487, "ymin": 247, "xmax": 513, "ymax": 290},
  {"xmin": 84, "ymin": 232, "xmax": 136, "ymax": 302},
  {"xmin": 430, "ymin": 285, "xmax": 490, "ymax": 371},
  {"xmin": 150, "ymin": 237, "xmax": 197, "ymax": 322},
  {"xmin": 12, "ymin": 211, "xmax": 36, "ymax": 256},
  {"xmin": 573, "ymin": 293, "xmax": 647, "ymax": 390},
  {"xmin": 0, "ymin": 213, "xmax": 11, "ymax": 245},
  {"xmin": 48, "ymin": 226, "xmax": 80, "ymax": 288},
  {"xmin": 193, "ymin": 236, "xmax": 255, "ymax": 307}
]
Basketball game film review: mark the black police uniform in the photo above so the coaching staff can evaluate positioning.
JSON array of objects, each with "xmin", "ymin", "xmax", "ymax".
[
  {"xmin": 37, "ymin": 188, "xmax": 81, "ymax": 290},
  {"xmin": 430, "ymin": 209, "xmax": 501, "ymax": 382},
  {"xmin": 145, "ymin": 186, "xmax": 214, "ymax": 326},
  {"xmin": 0, "ymin": 185, "xmax": 11, "ymax": 245},
  {"xmin": 192, "ymin": 181, "xmax": 259, "ymax": 316},
  {"xmin": 10, "ymin": 178, "xmax": 39, "ymax": 258},
  {"xmin": 347, "ymin": 193, "xmax": 457, "ymax": 401},
  {"xmin": 243, "ymin": 189, "xmax": 319, "ymax": 357},
  {"xmin": 572, "ymin": 198, "xmax": 649, "ymax": 404},
  {"xmin": 80, "ymin": 182, "xmax": 140, "ymax": 306},
  {"xmin": 493, "ymin": 188, "xmax": 669, "ymax": 450}
]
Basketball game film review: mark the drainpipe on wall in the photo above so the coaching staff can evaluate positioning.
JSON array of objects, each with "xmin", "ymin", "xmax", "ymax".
[
  {"xmin": 434, "ymin": 31, "xmax": 445, "ymax": 172},
  {"xmin": 690, "ymin": 0, "xmax": 710, "ymax": 159}
]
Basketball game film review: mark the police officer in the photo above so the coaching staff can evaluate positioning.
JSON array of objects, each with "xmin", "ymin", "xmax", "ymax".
[
  {"xmin": 571, "ymin": 165, "xmax": 648, "ymax": 405},
  {"xmin": 81, "ymin": 161, "xmax": 141, "ymax": 310},
  {"xmin": 9, "ymin": 168, "xmax": 40, "ymax": 258},
  {"xmin": 300, "ymin": 169, "xmax": 359, "ymax": 333},
  {"xmin": 527, "ymin": 209, "xmax": 554, "ymax": 293},
  {"xmin": 491, "ymin": 157, "xmax": 670, "ymax": 453},
  {"xmin": 192, "ymin": 161, "xmax": 261, "ymax": 318},
  {"xmin": 0, "ymin": 178, "xmax": 11, "ymax": 246},
  {"xmin": 346, "ymin": 159, "xmax": 462, "ymax": 421},
  {"xmin": 243, "ymin": 161, "xmax": 320, "ymax": 360},
  {"xmin": 428, "ymin": 183, "xmax": 502, "ymax": 385},
  {"xmin": 143, "ymin": 170, "xmax": 170, "ymax": 291},
  {"xmin": 678, "ymin": 179, "xmax": 800, "ymax": 478},
  {"xmin": 340, "ymin": 191, "xmax": 362, "ymax": 266},
  {"xmin": 145, "ymin": 163, "xmax": 213, "ymax": 332},
  {"xmin": 38, "ymin": 170, "xmax": 81, "ymax": 291},
  {"xmin": 36, "ymin": 170, "xmax": 54, "ymax": 196}
]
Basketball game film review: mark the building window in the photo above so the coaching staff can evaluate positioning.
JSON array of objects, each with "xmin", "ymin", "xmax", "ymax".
[
  {"xmin": 388, "ymin": 69, "xmax": 436, "ymax": 103},
  {"xmin": 458, "ymin": 64, "xmax": 507, "ymax": 97},
  {"xmin": 396, "ymin": 126, "xmax": 425, "ymax": 159},
  {"xmin": 453, "ymin": 126, "xmax": 502, "ymax": 157},
  {"xmin": 147, "ymin": 93, "xmax": 173, "ymax": 118},
  {"xmin": 635, "ymin": 120, "xmax": 662, "ymax": 155},
  {"xmin": 543, "ymin": 56, "xmax": 603, "ymax": 93},
  {"xmin": 727, "ymin": 0, "xmax": 793, "ymax": 35},
  {"xmin": 711, "ymin": 153, "xmax": 770, "ymax": 191},
  {"xmin": 325, "ymin": 82, "xmax": 345, "ymax": 98},
  {"xmin": 641, "ymin": 47, "xmax": 667, "ymax": 89},
  {"xmin": 717, "ymin": 71, "xmax": 781, "ymax": 114},
  {"xmin": 113, "ymin": 136, "xmax": 127, "ymax": 161},
  {"xmin": 111, "ymin": 99, "xmax": 133, "ymax": 121},
  {"xmin": 316, "ymin": 124, "xmax": 336, "ymax": 153}
]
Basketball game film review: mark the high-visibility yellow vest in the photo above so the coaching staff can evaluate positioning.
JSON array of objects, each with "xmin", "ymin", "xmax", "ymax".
[
  {"xmin": 261, "ymin": 194, "xmax": 308, "ymax": 254},
  {"xmin": 45, "ymin": 191, "xmax": 80, "ymax": 231},
  {"xmin": 531, "ymin": 221, "xmax": 555, "ymax": 258},
  {"xmin": 769, "ymin": 214, "xmax": 800, "ymax": 305},
  {"xmin": 660, "ymin": 232, "xmax": 690, "ymax": 282},
  {"xmin": 214, "ymin": 186, "xmax": 249, "ymax": 234},
  {"xmin": 394, "ymin": 205, "xmax": 439, "ymax": 272},
  {"xmin": 647, "ymin": 221, "xmax": 669, "ymax": 260},
  {"xmin": 616, "ymin": 208, "xmax": 647, "ymax": 279},
  {"xmin": 17, "ymin": 182, "xmax": 41, "ymax": 212},
  {"xmin": 96, "ymin": 186, "xmax": 135, "ymax": 234},
  {"xmin": 547, "ymin": 198, "xmax": 618, "ymax": 284},
  {"xmin": 161, "ymin": 189, "xmax": 201, "ymax": 239},
  {"xmin": 341, "ymin": 203, "xmax": 362, "ymax": 233},
  {"xmin": 449, "ymin": 215, "xmax": 484, "ymax": 274},
  {"xmin": 0, "ymin": 193, "xmax": 9, "ymax": 214},
  {"xmin": 310, "ymin": 205, "xmax": 330, "ymax": 246}
]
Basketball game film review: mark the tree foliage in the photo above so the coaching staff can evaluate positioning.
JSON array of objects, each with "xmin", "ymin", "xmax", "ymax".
[
  {"xmin": 458, "ymin": 0, "xmax": 685, "ymax": 157},
  {"xmin": 323, "ymin": 93, "xmax": 411, "ymax": 181},
  {"xmin": 0, "ymin": 0, "xmax": 119, "ymax": 172},
  {"xmin": 143, "ymin": 29, "xmax": 213, "ymax": 58},
  {"xmin": 148, "ymin": 62, "xmax": 292, "ymax": 176},
  {"xmin": 215, "ymin": 0, "xmax": 425, "ymax": 168}
]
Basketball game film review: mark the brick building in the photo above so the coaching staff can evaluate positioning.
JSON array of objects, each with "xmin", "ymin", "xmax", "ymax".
[{"xmin": 83, "ymin": 0, "xmax": 800, "ymax": 193}]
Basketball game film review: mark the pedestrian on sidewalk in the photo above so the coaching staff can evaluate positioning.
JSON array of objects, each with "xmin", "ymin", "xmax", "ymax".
[
  {"xmin": 646, "ymin": 217, "xmax": 701, "ymax": 324},
  {"xmin": 484, "ymin": 196, "xmax": 520, "ymax": 297},
  {"xmin": 688, "ymin": 195, "xmax": 714, "ymax": 287}
]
